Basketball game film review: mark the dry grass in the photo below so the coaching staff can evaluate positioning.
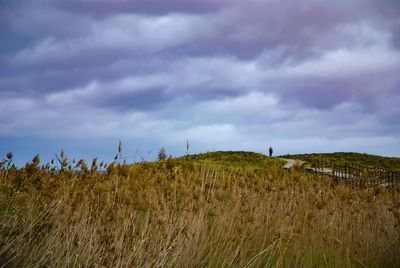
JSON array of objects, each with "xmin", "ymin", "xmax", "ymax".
[{"xmin": 0, "ymin": 159, "xmax": 399, "ymax": 267}]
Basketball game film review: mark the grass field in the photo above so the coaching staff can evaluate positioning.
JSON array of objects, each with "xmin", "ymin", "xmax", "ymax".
[{"xmin": 0, "ymin": 151, "xmax": 399, "ymax": 267}]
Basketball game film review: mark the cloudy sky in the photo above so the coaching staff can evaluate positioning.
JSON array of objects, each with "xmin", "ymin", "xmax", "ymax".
[{"xmin": 1, "ymin": 0, "xmax": 400, "ymax": 165}]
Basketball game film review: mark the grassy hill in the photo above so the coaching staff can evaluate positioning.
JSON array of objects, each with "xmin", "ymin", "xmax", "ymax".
[
  {"xmin": 174, "ymin": 151, "xmax": 285, "ymax": 170},
  {"xmin": 283, "ymin": 152, "xmax": 400, "ymax": 171}
]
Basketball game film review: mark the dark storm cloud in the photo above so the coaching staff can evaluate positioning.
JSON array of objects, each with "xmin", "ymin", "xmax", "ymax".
[
  {"xmin": 97, "ymin": 87, "xmax": 171, "ymax": 111},
  {"xmin": 1, "ymin": 0, "xmax": 400, "ymax": 165},
  {"xmin": 278, "ymin": 79, "xmax": 353, "ymax": 110},
  {"xmin": 53, "ymin": 0, "xmax": 227, "ymax": 16}
]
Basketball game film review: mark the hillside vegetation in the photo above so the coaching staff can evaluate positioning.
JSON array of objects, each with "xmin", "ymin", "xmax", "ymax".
[
  {"xmin": 285, "ymin": 152, "xmax": 400, "ymax": 171},
  {"xmin": 0, "ymin": 151, "xmax": 399, "ymax": 267},
  {"xmin": 176, "ymin": 151, "xmax": 285, "ymax": 170}
]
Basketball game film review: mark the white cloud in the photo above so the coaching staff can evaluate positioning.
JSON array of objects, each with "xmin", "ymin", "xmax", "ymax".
[
  {"xmin": 45, "ymin": 73, "xmax": 171, "ymax": 105},
  {"xmin": 338, "ymin": 21, "xmax": 392, "ymax": 48},
  {"xmin": 195, "ymin": 91, "xmax": 290, "ymax": 122},
  {"xmin": 46, "ymin": 81, "xmax": 100, "ymax": 104},
  {"xmin": 267, "ymin": 47, "xmax": 400, "ymax": 79},
  {"xmin": 45, "ymin": 55, "xmax": 267, "ymax": 106},
  {"xmin": 13, "ymin": 13, "xmax": 215, "ymax": 65},
  {"xmin": 171, "ymin": 57, "xmax": 263, "ymax": 91}
]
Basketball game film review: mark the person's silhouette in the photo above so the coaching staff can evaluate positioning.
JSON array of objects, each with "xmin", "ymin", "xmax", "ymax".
[{"xmin": 269, "ymin": 147, "xmax": 273, "ymax": 157}]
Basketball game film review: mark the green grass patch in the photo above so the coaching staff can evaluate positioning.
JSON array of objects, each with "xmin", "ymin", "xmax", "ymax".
[{"xmin": 174, "ymin": 151, "xmax": 286, "ymax": 171}]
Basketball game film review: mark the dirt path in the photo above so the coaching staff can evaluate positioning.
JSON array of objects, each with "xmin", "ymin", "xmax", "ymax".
[{"xmin": 282, "ymin": 159, "xmax": 305, "ymax": 169}]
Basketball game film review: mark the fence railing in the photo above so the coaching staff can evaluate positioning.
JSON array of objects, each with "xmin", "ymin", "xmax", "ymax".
[{"xmin": 332, "ymin": 164, "xmax": 400, "ymax": 190}]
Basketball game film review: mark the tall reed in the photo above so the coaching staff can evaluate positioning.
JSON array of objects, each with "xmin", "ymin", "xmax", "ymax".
[{"xmin": 0, "ymin": 159, "xmax": 399, "ymax": 267}]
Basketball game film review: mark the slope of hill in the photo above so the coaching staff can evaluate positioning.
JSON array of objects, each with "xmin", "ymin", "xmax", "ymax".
[
  {"xmin": 175, "ymin": 151, "xmax": 285, "ymax": 170},
  {"xmin": 283, "ymin": 152, "xmax": 400, "ymax": 171}
]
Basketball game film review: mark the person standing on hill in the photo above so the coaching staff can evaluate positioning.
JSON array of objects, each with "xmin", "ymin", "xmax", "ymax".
[{"xmin": 269, "ymin": 147, "xmax": 273, "ymax": 157}]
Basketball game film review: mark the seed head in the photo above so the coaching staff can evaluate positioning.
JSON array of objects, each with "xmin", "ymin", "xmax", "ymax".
[
  {"xmin": 32, "ymin": 154, "xmax": 40, "ymax": 165},
  {"xmin": 118, "ymin": 140, "xmax": 122, "ymax": 154}
]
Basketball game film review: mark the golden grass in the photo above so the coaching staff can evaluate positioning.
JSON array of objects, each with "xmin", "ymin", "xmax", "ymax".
[{"xmin": 0, "ymin": 160, "xmax": 399, "ymax": 267}]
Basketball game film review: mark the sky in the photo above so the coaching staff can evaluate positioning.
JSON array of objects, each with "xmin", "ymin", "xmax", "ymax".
[{"xmin": 1, "ymin": 0, "xmax": 400, "ymax": 166}]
